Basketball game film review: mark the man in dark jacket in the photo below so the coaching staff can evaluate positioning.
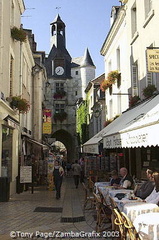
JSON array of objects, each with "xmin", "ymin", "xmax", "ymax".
[
  {"xmin": 135, "ymin": 169, "xmax": 154, "ymax": 199},
  {"xmin": 119, "ymin": 167, "xmax": 133, "ymax": 189}
]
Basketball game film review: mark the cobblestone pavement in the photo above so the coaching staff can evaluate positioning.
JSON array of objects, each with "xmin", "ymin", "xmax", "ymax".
[{"xmin": 0, "ymin": 177, "xmax": 114, "ymax": 240}]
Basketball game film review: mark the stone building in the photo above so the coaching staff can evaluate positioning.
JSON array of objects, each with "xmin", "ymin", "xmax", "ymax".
[{"xmin": 44, "ymin": 15, "xmax": 95, "ymax": 162}]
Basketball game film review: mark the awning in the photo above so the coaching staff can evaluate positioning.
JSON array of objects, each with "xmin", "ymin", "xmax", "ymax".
[
  {"xmin": 26, "ymin": 138, "xmax": 49, "ymax": 150},
  {"xmin": 82, "ymin": 126, "xmax": 112, "ymax": 154},
  {"xmin": 103, "ymin": 94, "xmax": 159, "ymax": 148}
]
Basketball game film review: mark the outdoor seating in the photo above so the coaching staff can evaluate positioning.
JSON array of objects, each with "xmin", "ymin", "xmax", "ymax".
[
  {"xmin": 121, "ymin": 211, "xmax": 141, "ymax": 240},
  {"xmin": 82, "ymin": 182, "xmax": 95, "ymax": 210},
  {"xmin": 113, "ymin": 208, "xmax": 127, "ymax": 240},
  {"xmin": 93, "ymin": 192, "xmax": 112, "ymax": 232}
]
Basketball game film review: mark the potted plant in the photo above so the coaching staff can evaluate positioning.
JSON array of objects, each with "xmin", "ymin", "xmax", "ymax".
[
  {"xmin": 11, "ymin": 27, "xmax": 27, "ymax": 42},
  {"xmin": 107, "ymin": 70, "xmax": 120, "ymax": 84},
  {"xmin": 8, "ymin": 96, "xmax": 30, "ymax": 113},
  {"xmin": 100, "ymin": 70, "xmax": 120, "ymax": 92},
  {"xmin": 103, "ymin": 120, "xmax": 112, "ymax": 127},
  {"xmin": 129, "ymin": 95, "xmax": 140, "ymax": 107},
  {"xmin": 142, "ymin": 84, "xmax": 157, "ymax": 98},
  {"xmin": 53, "ymin": 112, "xmax": 67, "ymax": 122},
  {"xmin": 100, "ymin": 79, "xmax": 112, "ymax": 91},
  {"xmin": 53, "ymin": 90, "xmax": 66, "ymax": 99}
]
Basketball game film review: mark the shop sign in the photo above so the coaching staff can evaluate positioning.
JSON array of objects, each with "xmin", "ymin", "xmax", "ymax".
[
  {"xmin": 20, "ymin": 166, "xmax": 32, "ymax": 183},
  {"xmin": 43, "ymin": 109, "xmax": 52, "ymax": 134},
  {"xmin": 147, "ymin": 48, "xmax": 159, "ymax": 72}
]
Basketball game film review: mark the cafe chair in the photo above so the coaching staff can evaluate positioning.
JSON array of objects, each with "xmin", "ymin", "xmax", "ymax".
[
  {"xmin": 109, "ymin": 196, "xmax": 118, "ymax": 209},
  {"xmin": 88, "ymin": 178, "xmax": 95, "ymax": 192},
  {"xmin": 93, "ymin": 192, "xmax": 112, "ymax": 232},
  {"xmin": 113, "ymin": 208, "xmax": 127, "ymax": 240},
  {"xmin": 82, "ymin": 182, "xmax": 95, "ymax": 210},
  {"xmin": 121, "ymin": 212, "xmax": 141, "ymax": 240}
]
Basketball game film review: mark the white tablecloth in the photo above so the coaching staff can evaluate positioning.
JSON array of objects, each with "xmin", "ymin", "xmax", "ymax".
[
  {"xmin": 113, "ymin": 197, "xmax": 143, "ymax": 211},
  {"xmin": 94, "ymin": 182, "xmax": 110, "ymax": 193},
  {"xmin": 133, "ymin": 212, "xmax": 159, "ymax": 240},
  {"xmin": 109, "ymin": 189, "xmax": 132, "ymax": 198},
  {"xmin": 123, "ymin": 202, "xmax": 158, "ymax": 222}
]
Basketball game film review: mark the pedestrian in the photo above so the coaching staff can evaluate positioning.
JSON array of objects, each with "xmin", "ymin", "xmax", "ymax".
[
  {"xmin": 53, "ymin": 160, "xmax": 64, "ymax": 199},
  {"xmin": 79, "ymin": 157, "xmax": 85, "ymax": 183},
  {"xmin": 71, "ymin": 160, "xmax": 82, "ymax": 188}
]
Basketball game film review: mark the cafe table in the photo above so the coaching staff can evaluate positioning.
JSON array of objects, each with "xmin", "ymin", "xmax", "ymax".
[
  {"xmin": 94, "ymin": 182, "xmax": 110, "ymax": 193},
  {"xmin": 112, "ymin": 197, "xmax": 143, "ymax": 211},
  {"xmin": 123, "ymin": 202, "xmax": 159, "ymax": 222},
  {"xmin": 133, "ymin": 212, "xmax": 159, "ymax": 240}
]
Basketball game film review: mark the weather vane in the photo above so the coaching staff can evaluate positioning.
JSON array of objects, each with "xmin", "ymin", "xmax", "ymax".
[{"xmin": 55, "ymin": 7, "xmax": 61, "ymax": 13}]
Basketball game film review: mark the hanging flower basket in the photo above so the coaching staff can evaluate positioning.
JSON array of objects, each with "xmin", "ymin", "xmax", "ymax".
[
  {"xmin": 107, "ymin": 70, "xmax": 120, "ymax": 84},
  {"xmin": 11, "ymin": 27, "xmax": 27, "ymax": 42},
  {"xmin": 8, "ymin": 96, "xmax": 30, "ymax": 113},
  {"xmin": 129, "ymin": 95, "xmax": 140, "ymax": 107},
  {"xmin": 100, "ymin": 79, "xmax": 112, "ymax": 91},
  {"xmin": 142, "ymin": 84, "xmax": 157, "ymax": 98},
  {"xmin": 53, "ymin": 90, "xmax": 66, "ymax": 99},
  {"xmin": 100, "ymin": 70, "xmax": 120, "ymax": 92},
  {"xmin": 53, "ymin": 112, "xmax": 67, "ymax": 122}
]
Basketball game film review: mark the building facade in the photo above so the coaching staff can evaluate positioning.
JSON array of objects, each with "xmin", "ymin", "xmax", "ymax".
[
  {"xmin": 83, "ymin": 0, "xmax": 159, "ymax": 178},
  {"xmin": 45, "ymin": 15, "xmax": 95, "ymax": 162}
]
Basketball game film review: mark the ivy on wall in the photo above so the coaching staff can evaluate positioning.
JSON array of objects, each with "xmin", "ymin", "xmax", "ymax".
[{"xmin": 76, "ymin": 100, "xmax": 89, "ymax": 144}]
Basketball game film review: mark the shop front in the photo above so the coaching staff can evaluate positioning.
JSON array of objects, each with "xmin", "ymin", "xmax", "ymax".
[
  {"xmin": 0, "ymin": 100, "xmax": 20, "ymax": 199},
  {"xmin": 103, "ymin": 94, "xmax": 159, "ymax": 178}
]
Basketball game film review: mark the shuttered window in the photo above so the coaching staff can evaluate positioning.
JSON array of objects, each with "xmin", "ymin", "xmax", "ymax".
[
  {"xmin": 10, "ymin": 56, "xmax": 14, "ymax": 96},
  {"xmin": 132, "ymin": 63, "xmax": 138, "ymax": 96},
  {"xmin": 144, "ymin": 0, "xmax": 152, "ymax": 18}
]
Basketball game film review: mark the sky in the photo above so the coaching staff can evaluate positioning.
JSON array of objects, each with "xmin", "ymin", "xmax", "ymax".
[{"xmin": 22, "ymin": 0, "xmax": 120, "ymax": 77}]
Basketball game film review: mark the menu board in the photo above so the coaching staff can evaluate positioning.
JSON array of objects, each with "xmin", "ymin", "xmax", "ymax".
[{"xmin": 20, "ymin": 166, "xmax": 32, "ymax": 183}]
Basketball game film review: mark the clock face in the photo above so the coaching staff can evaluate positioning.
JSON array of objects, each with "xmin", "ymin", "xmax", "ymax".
[{"xmin": 55, "ymin": 66, "xmax": 64, "ymax": 75}]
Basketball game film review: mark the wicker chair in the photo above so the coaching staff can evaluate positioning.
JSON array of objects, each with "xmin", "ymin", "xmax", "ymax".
[
  {"xmin": 113, "ymin": 208, "xmax": 127, "ymax": 240},
  {"xmin": 82, "ymin": 182, "xmax": 95, "ymax": 210},
  {"xmin": 93, "ymin": 192, "xmax": 112, "ymax": 232},
  {"xmin": 121, "ymin": 212, "xmax": 141, "ymax": 240}
]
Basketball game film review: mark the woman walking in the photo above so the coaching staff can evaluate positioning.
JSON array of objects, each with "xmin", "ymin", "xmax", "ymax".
[{"xmin": 53, "ymin": 160, "xmax": 64, "ymax": 199}]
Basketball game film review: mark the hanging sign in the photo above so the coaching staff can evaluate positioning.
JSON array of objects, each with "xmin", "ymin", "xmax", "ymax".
[
  {"xmin": 147, "ymin": 48, "xmax": 159, "ymax": 72},
  {"xmin": 42, "ymin": 109, "xmax": 52, "ymax": 134}
]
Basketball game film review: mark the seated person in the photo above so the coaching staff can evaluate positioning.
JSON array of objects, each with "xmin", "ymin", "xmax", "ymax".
[
  {"xmin": 110, "ymin": 170, "xmax": 121, "ymax": 186},
  {"xmin": 144, "ymin": 172, "xmax": 159, "ymax": 204},
  {"xmin": 116, "ymin": 167, "xmax": 133, "ymax": 189},
  {"xmin": 135, "ymin": 169, "xmax": 154, "ymax": 199}
]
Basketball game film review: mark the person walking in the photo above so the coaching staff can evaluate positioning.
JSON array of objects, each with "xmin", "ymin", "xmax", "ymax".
[
  {"xmin": 71, "ymin": 160, "xmax": 82, "ymax": 188},
  {"xmin": 53, "ymin": 160, "xmax": 64, "ymax": 199}
]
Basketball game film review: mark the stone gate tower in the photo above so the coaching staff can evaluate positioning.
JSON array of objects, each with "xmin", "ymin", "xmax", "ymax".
[{"xmin": 45, "ymin": 15, "xmax": 95, "ymax": 162}]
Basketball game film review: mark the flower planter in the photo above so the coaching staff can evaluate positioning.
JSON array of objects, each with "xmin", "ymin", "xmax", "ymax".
[
  {"xmin": 129, "ymin": 96, "xmax": 140, "ymax": 107},
  {"xmin": 11, "ymin": 27, "xmax": 27, "ymax": 42},
  {"xmin": 8, "ymin": 96, "xmax": 30, "ymax": 113},
  {"xmin": 142, "ymin": 84, "xmax": 157, "ymax": 98},
  {"xmin": 100, "ymin": 70, "xmax": 120, "ymax": 92},
  {"xmin": 53, "ymin": 112, "xmax": 67, "ymax": 122},
  {"xmin": 53, "ymin": 90, "xmax": 66, "ymax": 99}
]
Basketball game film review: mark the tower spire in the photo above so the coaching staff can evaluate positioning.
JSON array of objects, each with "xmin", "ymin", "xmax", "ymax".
[{"xmin": 81, "ymin": 48, "xmax": 95, "ymax": 67}]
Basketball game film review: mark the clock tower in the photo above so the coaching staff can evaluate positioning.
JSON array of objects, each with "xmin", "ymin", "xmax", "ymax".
[{"xmin": 45, "ymin": 14, "xmax": 71, "ymax": 79}]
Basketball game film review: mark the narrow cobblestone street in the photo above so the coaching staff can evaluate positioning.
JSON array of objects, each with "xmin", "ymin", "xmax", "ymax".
[{"xmin": 0, "ymin": 177, "xmax": 112, "ymax": 240}]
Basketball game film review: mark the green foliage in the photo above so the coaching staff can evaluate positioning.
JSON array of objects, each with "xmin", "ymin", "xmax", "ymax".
[
  {"xmin": 11, "ymin": 27, "xmax": 27, "ymax": 42},
  {"xmin": 10, "ymin": 96, "xmax": 30, "ymax": 113},
  {"xmin": 54, "ymin": 112, "xmax": 67, "ymax": 122},
  {"xmin": 76, "ymin": 101, "xmax": 89, "ymax": 144},
  {"xmin": 142, "ymin": 84, "xmax": 157, "ymax": 98}
]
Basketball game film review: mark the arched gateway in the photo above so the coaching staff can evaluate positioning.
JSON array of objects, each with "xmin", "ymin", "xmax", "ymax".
[{"xmin": 52, "ymin": 129, "xmax": 76, "ymax": 163}]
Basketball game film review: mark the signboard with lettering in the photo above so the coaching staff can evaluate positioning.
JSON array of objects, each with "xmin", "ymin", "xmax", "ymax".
[
  {"xmin": 20, "ymin": 166, "xmax": 32, "ymax": 183},
  {"xmin": 147, "ymin": 49, "xmax": 159, "ymax": 72},
  {"xmin": 43, "ymin": 109, "xmax": 52, "ymax": 134}
]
